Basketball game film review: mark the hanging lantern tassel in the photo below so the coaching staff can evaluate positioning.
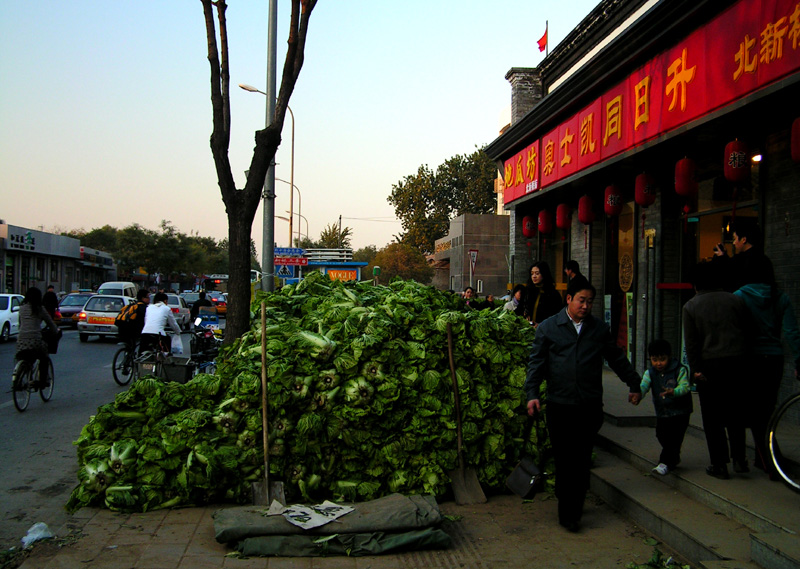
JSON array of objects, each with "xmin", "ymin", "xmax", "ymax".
[
  {"xmin": 578, "ymin": 195, "xmax": 595, "ymax": 250},
  {"xmin": 682, "ymin": 204, "xmax": 690, "ymax": 233},
  {"xmin": 604, "ymin": 185, "xmax": 623, "ymax": 247}
]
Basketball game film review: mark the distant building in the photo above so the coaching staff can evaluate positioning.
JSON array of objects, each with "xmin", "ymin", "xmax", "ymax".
[{"xmin": 433, "ymin": 214, "xmax": 509, "ymax": 297}]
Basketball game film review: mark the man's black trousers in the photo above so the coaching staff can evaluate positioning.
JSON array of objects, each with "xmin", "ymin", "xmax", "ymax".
[{"xmin": 546, "ymin": 400, "xmax": 604, "ymax": 525}]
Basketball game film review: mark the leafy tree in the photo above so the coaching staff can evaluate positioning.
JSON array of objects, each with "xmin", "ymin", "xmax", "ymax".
[
  {"xmin": 295, "ymin": 236, "xmax": 320, "ymax": 249},
  {"xmin": 115, "ymin": 224, "xmax": 159, "ymax": 279},
  {"xmin": 65, "ymin": 225, "xmax": 118, "ymax": 253},
  {"xmin": 388, "ymin": 147, "xmax": 497, "ymax": 255},
  {"xmin": 371, "ymin": 242, "xmax": 434, "ymax": 284},
  {"xmin": 318, "ymin": 222, "xmax": 352, "ymax": 249},
  {"xmin": 201, "ymin": 0, "xmax": 317, "ymax": 343},
  {"xmin": 353, "ymin": 245, "xmax": 377, "ymax": 264}
]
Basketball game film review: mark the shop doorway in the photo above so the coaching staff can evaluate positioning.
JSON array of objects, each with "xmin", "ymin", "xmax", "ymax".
[{"xmin": 604, "ymin": 201, "xmax": 636, "ymax": 361}]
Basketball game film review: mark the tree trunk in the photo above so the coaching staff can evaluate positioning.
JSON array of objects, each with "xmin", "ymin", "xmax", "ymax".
[
  {"xmin": 226, "ymin": 198, "xmax": 255, "ymax": 343},
  {"xmin": 201, "ymin": 0, "xmax": 317, "ymax": 343}
]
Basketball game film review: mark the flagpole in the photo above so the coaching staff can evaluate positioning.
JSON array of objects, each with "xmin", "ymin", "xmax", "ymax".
[{"xmin": 546, "ymin": 20, "xmax": 549, "ymax": 57}]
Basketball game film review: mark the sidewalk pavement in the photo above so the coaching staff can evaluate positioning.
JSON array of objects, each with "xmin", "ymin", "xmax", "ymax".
[
  {"xmin": 18, "ymin": 492, "xmax": 679, "ymax": 569},
  {"xmin": 15, "ymin": 371, "xmax": 711, "ymax": 569}
]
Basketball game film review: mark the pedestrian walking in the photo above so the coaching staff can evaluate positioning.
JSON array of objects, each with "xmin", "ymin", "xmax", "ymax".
[
  {"xmin": 683, "ymin": 261, "xmax": 750, "ymax": 479},
  {"xmin": 638, "ymin": 339, "xmax": 693, "ymax": 475},
  {"xmin": 525, "ymin": 276, "xmax": 641, "ymax": 532}
]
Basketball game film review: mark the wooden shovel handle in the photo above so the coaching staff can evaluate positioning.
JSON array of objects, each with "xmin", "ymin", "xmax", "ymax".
[
  {"xmin": 261, "ymin": 303, "xmax": 269, "ymax": 482},
  {"xmin": 446, "ymin": 323, "xmax": 464, "ymax": 464}
]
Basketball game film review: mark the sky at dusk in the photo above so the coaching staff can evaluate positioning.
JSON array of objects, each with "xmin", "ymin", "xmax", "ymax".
[{"xmin": 1, "ymin": 1, "xmax": 601, "ymax": 255}]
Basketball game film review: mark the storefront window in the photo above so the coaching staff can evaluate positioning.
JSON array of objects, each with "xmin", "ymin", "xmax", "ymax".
[
  {"xmin": 50, "ymin": 260, "xmax": 58, "ymax": 283},
  {"xmin": 36, "ymin": 258, "xmax": 45, "ymax": 280},
  {"xmin": 543, "ymin": 228, "xmax": 570, "ymax": 295}
]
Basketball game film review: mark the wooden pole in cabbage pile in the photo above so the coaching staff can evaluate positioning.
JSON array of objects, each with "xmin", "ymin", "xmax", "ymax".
[{"xmin": 253, "ymin": 302, "xmax": 285, "ymax": 505}]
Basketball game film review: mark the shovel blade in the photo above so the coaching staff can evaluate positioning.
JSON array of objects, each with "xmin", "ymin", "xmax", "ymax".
[
  {"xmin": 251, "ymin": 480, "xmax": 287, "ymax": 506},
  {"xmin": 449, "ymin": 467, "xmax": 487, "ymax": 505}
]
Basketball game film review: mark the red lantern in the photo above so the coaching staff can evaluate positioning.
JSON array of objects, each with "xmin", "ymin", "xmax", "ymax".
[
  {"xmin": 724, "ymin": 139, "xmax": 749, "ymax": 183},
  {"xmin": 635, "ymin": 172, "xmax": 657, "ymax": 207},
  {"xmin": 556, "ymin": 203, "xmax": 571, "ymax": 231},
  {"xmin": 675, "ymin": 157, "xmax": 698, "ymax": 197},
  {"xmin": 538, "ymin": 210, "xmax": 553, "ymax": 235},
  {"xmin": 791, "ymin": 118, "xmax": 800, "ymax": 163},
  {"xmin": 578, "ymin": 195, "xmax": 594, "ymax": 225},
  {"xmin": 522, "ymin": 215, "xmax": 537, "ymax": 238},
  {"xmin": 604, "ymin": 185, "xmax": 623, "ymax": 216},
  {"xmin": 578, "ymin": 195, "xmax": 594, "ymax": 249}
]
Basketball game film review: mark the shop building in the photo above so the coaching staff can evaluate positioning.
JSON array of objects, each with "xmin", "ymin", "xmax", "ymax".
[
  {"xmin": 0, "ymin": 223, "xmax": 81, "ymax": 294},
  {"xmin": 485, "ymin": 0, "xmax": 800, "ymax": 406},
  {"xmin": 433, "ymin": 214, "xmax": 510, "ymax": 296}
]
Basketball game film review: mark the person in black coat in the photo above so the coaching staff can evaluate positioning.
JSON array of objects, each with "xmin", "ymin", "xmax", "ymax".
[
  {"xmin": 42, "ymin": 285, "xmax": 59, "ymax": 318},
  {"xmin": 524, "ymin": 262, "xmax": 563, "ymax": 327}
]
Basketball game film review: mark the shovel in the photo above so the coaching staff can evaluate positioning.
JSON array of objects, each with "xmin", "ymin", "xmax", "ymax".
[
  {"xmin": 446, "ymin": 323, "xmax": 487, "ymax": 505},
  {"xmin": 252, "ymin": 302, "xmax": 286, "ymax": 506}
]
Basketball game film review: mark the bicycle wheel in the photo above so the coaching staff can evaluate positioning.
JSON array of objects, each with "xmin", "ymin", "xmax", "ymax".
[
  {"xmin": 768, "ymin": 393, "xmax": 800, "ymax": 492},
  {"xmin": 13, "ymin": 361, "xmax": 31, "ymax": 412},
  {"xmin": 112, "ymin": 346, "xmax": 134, "ymax": 386},
  {"xmin": 39, "ymin": 359, "xmax": 54, "ymax": 402}
]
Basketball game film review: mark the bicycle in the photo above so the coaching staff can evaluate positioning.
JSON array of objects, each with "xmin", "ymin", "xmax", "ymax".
[
  {"xmin": 12, "ymin": 351, "xmax": 54, "ymax": 412},
  {"xmin": 767, "ymin": 390, "xmax": 800, "ymax": 492},
  {"xmin": 112, "ymin": 340, "xmax": 140, "ymax": 386}
]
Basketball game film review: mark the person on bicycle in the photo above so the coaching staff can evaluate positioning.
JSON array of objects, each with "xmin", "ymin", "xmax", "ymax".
[
  {"xmin": 140, "ymin": 291, "xmax": 181, "ymax": 355},
  {"xmin": 16, "ymin": 287, "xmax": 59, "ymax": 386},
  {"xmin": 118, "ymin": 289, "xmax": 150, "ymax": 352}
]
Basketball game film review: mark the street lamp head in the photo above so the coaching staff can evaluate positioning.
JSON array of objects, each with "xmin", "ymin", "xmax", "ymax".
[{"xmin": 239, "ymin": 83, "xmax": 264, "ymax": 94}]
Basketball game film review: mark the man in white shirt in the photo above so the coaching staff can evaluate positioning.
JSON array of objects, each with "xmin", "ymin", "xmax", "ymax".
[{"xmin": 140, "ymin": 292, "xmax": 182, "ymax": 354}]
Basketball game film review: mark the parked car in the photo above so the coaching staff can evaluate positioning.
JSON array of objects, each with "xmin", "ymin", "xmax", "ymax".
[
  {"xmin": 77, "ymin": 294, "xmax": 135, "ymax": 342},
  {"xmin": 57, "ymin": 292, "xmax": 95, "ymax": 327},
  {"xmin": 208, "ymin": 292, "xmax": 227, "ymax": 316},
  {"xmin": 0, "ymin": 294, "xmax": 24, "ymax": 342},
  {"xmin": 165, "ymin": 294, "xmax": 191, "ymax": 329}
]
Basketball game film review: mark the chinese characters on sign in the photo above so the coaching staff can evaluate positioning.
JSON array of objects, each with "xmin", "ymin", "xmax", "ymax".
[{"xmin": 503, "ymin": 0, "xmax": 800, "ymax": 205}]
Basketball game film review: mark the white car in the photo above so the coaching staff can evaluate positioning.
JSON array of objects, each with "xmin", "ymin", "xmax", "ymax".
[
  {"xmin": 165, "ymin": 294, "xmax": 191, "ymax": 330},
  {"xmin": 0, "ymin": 294, "xmax": 24, "ymax": 342},
  {"xmin": 77, "ymin": 294, "xmax": 135, "ymax": 342}
]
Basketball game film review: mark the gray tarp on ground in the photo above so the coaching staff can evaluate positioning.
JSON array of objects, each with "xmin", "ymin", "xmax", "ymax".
[
  {"xmin": 214, "ymin": 493, "xmax": 443, "ymax": 543},
  {"xmin": 237, "ymin": 527, "xmax": 452, "ymax": 557}
]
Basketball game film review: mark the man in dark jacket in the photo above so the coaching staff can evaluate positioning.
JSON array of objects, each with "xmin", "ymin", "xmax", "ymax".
[
  {"xmin": 42, "ymin": 285, "xmax": 59, "ymax": 318},
  {"xmin": 190, "ymin": 291, "xmax": 214, "ymax": 320},
  {"xmin": 525, "ymin": 276, "xmax": 641, "ymax": 532}
]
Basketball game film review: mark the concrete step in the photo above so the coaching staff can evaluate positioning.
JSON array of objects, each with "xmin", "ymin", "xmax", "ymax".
[
  {"xmin": 592, "ymin": 420, "xmax": 799, "ymax": 569},
  {"xmin": 590, "ymin": 446, "xmax": 755, "ymax": 567}
]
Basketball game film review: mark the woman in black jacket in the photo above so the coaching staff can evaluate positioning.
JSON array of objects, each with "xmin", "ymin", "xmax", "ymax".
[{"xmin": 524, "ymin": 262, "xmax": 564, "ymax": 327}]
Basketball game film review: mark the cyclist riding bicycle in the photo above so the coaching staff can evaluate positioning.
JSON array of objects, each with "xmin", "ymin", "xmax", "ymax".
[
  {"xmin": 139, "ymin": 291, "xmax": 181, "ymax": 355},
  {"xmin": 16, "ymin": 287, "xmax": 60, "ymax": 387},
  {"xmin": 118, "ymin": 289, "xmax": 150, "ymax": 352}
]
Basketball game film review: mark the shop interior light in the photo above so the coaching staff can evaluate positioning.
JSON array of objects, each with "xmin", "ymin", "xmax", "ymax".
[{"xmin": 751, "ymin": 154, "xmax": 763, "ymax": 162}]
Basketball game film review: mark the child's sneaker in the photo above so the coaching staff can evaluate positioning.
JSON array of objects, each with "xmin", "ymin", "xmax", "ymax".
[{"xmin": 652, "ymin": 463, "xmax": 669, "ymax": 475}]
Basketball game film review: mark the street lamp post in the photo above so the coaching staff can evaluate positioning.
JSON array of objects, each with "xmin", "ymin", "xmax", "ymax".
[
  {"xmin": 285, "ymin": 210, "xmax": 309, "ymax": 241},
  {"xmin": 239, "ymin": 83, "xmax": 295, "ymax": 249},
  {"xmin": 276, "ymin": 177, "xmax": 301, "ymax": 245}
]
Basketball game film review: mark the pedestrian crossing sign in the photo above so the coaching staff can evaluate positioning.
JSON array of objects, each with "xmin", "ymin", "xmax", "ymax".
[{"xmin": 277, "ymin": 265, "xmax": 294, "ymax": 278}]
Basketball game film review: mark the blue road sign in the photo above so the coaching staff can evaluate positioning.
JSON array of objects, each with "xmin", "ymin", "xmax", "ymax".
[
  {"xmin": 274, "ymin": 247, "xmax": 305, "ymax": 256},
  {"xmin": 276, "ymin": 265, "xmax": 295, "ymax": 278}
]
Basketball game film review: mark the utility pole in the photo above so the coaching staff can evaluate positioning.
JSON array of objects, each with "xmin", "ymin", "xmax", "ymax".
[
  {"xmin": 261, "ymin": 0, "xmax": 277, "ymax": 292},
  {"xmin": 338, "ymin": 215, "xmax": 342, "ymax": 248}
]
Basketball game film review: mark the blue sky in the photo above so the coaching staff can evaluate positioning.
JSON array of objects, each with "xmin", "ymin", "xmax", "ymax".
[{"xmin": 1, "ymin": 1, "xmax": 600, "ymax": 253}]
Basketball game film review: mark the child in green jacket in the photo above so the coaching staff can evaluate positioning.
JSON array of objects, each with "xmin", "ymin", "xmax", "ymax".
[{"xmin": 640, "ymin": 339, "xmax": 693, "ymax": 475}]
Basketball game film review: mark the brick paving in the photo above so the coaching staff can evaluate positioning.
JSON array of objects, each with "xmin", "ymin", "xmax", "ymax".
[{"xmin": 18, "ymin": 493, "xmax": 678, "ymax": 569}]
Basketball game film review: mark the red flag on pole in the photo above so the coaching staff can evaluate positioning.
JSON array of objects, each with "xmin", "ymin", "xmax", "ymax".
[{"xmin": 537, "ymin": 23, "xmax": 548, "ymax": 52}]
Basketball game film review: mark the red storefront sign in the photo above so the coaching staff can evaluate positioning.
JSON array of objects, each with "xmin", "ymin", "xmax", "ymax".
[{"xmin": 504, "ymin": 0, "xmax": 800, "ymax": 205}]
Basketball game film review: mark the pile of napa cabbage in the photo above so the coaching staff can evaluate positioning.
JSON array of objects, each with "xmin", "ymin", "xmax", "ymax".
[{"xmin": 66, "ymin": 273, "xmax": 550, "ymax": 513}]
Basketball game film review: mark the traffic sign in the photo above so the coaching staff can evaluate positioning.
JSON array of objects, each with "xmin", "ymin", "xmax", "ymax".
[
  {"xmin": 276, "ymin": 265, "xmax": 295, "ymax": 278},
  {"xmin": 468, "ymin": 249, "xmax": 478, "ymax": 273},
  {"xmin": 274, "ymin": 247, "xmax": 305, "ymax": 256},
  {"xmin": 274, "ymin": 256, "xmax": 308, "ymax": 266}
]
